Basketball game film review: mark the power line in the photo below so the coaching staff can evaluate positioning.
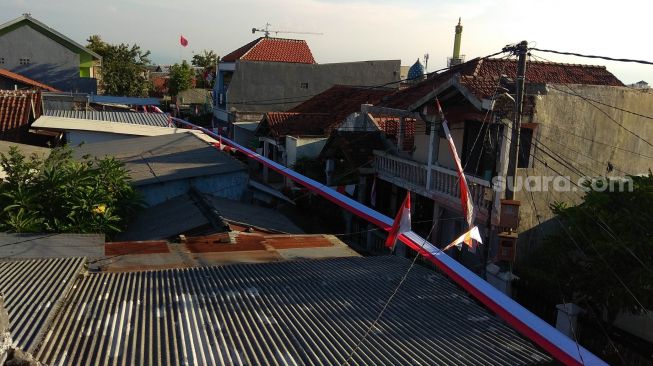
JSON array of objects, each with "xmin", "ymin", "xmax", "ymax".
[
  {"xmin": 224, "ymin": 49, "xmax": 508, "ymax": 107},
  {"xmin": 529, "ymin": 47, "xmax": 653, "ymax": 66},
  {"xmin": 341, "ymin": 214, "xmax": 441, "ymax": 366}
]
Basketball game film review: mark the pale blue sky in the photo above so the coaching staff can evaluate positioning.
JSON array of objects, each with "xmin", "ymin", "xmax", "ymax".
[{"xmin": 1, "ymin": 0, "xmax": 651, "ymax": 83}]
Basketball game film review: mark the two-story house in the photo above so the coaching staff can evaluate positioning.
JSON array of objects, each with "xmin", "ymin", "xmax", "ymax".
[
  {"xmin": 213, "ymin": 36, "xmax": 400, "ymax": 136},
  {"xmin": 0, "ymin": 14, "xmax": 101, "ymax": 93}
]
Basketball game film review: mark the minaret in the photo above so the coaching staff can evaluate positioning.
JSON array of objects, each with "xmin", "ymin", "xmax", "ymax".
[{"xmin": 449, "ymin": 18, "xmax": 464, "ymax": 66}]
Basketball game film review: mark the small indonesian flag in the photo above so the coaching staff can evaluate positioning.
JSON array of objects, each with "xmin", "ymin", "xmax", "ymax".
[
  {"xmin": 180, "ymin": 35, "xmax": 189, "ymax": 47},
  {"xmin": 443, "ymin": 226, "xmax": 483, "ymax": 252},
  {"xmin": 436, "ymin": 98, "xmax": 476, "ymax": 228},
  {"xmin": 385, "ymin": 192, "xmax": 411, "ymax": 249}
]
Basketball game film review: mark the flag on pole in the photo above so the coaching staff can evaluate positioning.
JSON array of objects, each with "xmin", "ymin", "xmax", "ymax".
[
  {"xmin": 442, "ymin": 226, "xmax": 483, "ymax": 252},
  {"xmin": 385, "ymin": 192, "xmax": 411, "ymax": 249},
  {"xmin": 180, "ymin": 35, "xmax": 189, "ymax": 47},
  {"xmin": 435, "ymin": 98, "xmax": 476, "ymax": 228}
]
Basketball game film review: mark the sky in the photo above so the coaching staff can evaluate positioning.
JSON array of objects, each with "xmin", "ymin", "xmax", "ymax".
[{"xmin": 1, "ymin": 0, "xmax": 652, "ymax": 84}]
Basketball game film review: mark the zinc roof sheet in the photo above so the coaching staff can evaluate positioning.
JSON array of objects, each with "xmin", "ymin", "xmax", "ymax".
[
  {"xmin": 43, "ymin": 110, "xmax": 170, "ymax": 127},
  {"xmin": 35, "ymin": 256, "xmax": 551, "ymax": 365},
  {"xmin": 0, "ymin": 257, "xmax": 86, "ymax": 352}
]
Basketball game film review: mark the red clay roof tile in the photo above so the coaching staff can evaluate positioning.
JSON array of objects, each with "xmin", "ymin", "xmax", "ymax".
[
  {"xmin": 0, "ymin": 90, "xmax": 42, "ymax": 142},
  {"xmin": 222, "ymin": 37, "xmax": 316, "ymax": 64},
  {"xmin": 380, "ymin": 57, "xmax": 623, "ymax": 109}
]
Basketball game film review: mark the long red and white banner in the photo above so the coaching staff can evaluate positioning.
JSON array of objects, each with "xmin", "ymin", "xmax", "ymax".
[{"xmin": 171, "ymin": 117, "xmax": 606, "ymax": 366}]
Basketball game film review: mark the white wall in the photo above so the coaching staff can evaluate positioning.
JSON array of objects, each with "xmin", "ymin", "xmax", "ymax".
[
  {"xmin": 285, "ymin": 136, "xmax": 327, "ymax": 168},
  {"xmin": 437, "ymin": 125, "xmax": 465, "ymax": 169},
  {"xmin": 66, "ymin": 131, "xmax": 143, "ymax": 146}
]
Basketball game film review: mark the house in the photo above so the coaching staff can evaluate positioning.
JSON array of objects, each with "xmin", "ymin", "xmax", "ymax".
[
  {"xmin": 0, "ymin": 68, "xmax": 59, "ymax": 91},
  {"xmin": 0, "ymin": 90, "xmax": 43, "ymax": 143},
  {"xmin": 73, "ymin": 133, "xmax": 248, "ymax": 206},
  {"xmin": 0, "ymin": 14, "xmax": 101, "ymax": 93},
  {"xmin": 175, "ymin": 88, "xmax": 212, "ymax": 115},
  {"xmin": 362, "ymin": 56, "xmax": 653, "ymax": 285},
  {"xmin": 253, "ymin": 85, "xmax": 395, "ymax": 184},
  {"xmin": 0, "ymin": 140, "xmax": 50, "ymax": 180},
  {"xmin": 213, "ymin": 36, "xmax": 400, "ymax": 135},
  {"xmin": 0, "ymin": 255, "xmax": 553, "ymax": 365}
]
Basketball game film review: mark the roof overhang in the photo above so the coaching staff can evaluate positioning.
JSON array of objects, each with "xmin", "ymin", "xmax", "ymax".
[
  {"xmin": 407, "ymin": 75, "xmax": 484, "ymax": 112},
  {"xmin": 32, "ymin": 115, "xmax": 184, "ymax": 137}
]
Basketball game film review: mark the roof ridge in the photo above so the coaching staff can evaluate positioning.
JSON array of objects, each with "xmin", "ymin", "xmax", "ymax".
[{"xmin": 239, "ymin": 37, "xmax": 265, "ymax": 61}]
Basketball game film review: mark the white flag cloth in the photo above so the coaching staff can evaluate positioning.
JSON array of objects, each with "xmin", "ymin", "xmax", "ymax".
[
  {"xmin": 436, "ymin": 98, "xmax": 476, "ymax": 228},
  {"xmin": 442, "ymin": 226, "xmax": 483, "ymax": 252}
]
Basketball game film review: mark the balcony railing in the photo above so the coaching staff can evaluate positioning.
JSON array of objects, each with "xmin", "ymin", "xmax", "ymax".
[{"xmin": 374, "ymin": 150, "xmax": 491, "ymax": 217}]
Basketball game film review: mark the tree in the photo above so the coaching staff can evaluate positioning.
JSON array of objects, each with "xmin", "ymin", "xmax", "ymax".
[
  {"xmin": 518, "ymin": 175, "xmax": 653, "ymax": 323},
  {"xmin": 0, "ymin": 147, "xmax": 142, "ymax": 236},
  {"xmin": 192, "ymin": 50, "xmax": 219, "ymax": 88},
  {"xmin": 169, "ymin": 60, "xmax": 194, "ymax": 96},
  {"xmin": 87, "ymin": 35, "xmax": 151, "ymax": 96}
]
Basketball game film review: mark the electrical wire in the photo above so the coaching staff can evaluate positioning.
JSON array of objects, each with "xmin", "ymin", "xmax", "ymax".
[
  {"xmin": 529, "ymin": 47, "xmax": 653, "ymax": 66},
  {"xmin": 222, "ymin": 49, "xmax": 508, "ymax": 107},
  {"xmin": 340, "ymin": 213, "xmax": 441, "ymax": 366}
]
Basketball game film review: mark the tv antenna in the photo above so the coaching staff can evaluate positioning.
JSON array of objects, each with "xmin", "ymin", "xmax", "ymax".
[{"xmin": 252, "ymin": 23, "xmax": 323, "ymax": 37}]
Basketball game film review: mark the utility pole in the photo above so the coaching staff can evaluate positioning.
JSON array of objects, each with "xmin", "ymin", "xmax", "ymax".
[{"xmin": 504, "ymin": 41, "xmax": 528, "ymax": 200}]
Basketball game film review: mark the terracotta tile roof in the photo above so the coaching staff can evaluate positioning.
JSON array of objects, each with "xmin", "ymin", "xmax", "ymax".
[
  {"xmin": 257, "ymin": 85, "xmax": 395, "ymax": 138},
  {"xmin": 380, "ymin": 57, "xmax": 623, "ymax": 110},
  {"xmin": 0, "ymin": 68, "xmax": 60, "ymax": 92},
  {"xmin": 258, "ymin": 112, "xmax": 336, "ymax": 137},
  {"xmin": 0, "ymin": 90, "xmax": 42, "ymax": 142},
  {"xmin": 222, "ymin": 37, "xmax": 316, "ymax": 64},
  {"xmin": 472, "ymin": 58, "xmax": 623, "ymax": 86},
  {"xmin": 290, "ymin": 85, "xmax": 395, "ymax": 120}
]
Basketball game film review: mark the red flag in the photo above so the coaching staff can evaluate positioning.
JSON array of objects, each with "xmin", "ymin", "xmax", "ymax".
[
  {"xmin": 385, "ymin": 192, "xmax": 411, "ymax": 249},
  {"xmin": 435, "ymin": 98, "xmax": 476, "ymax": 228},
  {"xmin": 180, "ymin": 35, "xmax": 188, "ymax": 47}
]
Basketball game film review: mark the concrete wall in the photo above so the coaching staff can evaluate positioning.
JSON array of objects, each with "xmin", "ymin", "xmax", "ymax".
[
  {"xmin": 65, "ymin": 131, "xmax": 145, "ymax": 146},
  {"xmin": 0, "ymin": 24, "xmax": 79, "ymax": 91},
  {"xmin": 138, "ymin": 171, "xmax": 248, "ymax": 207},
  {"xmin": 515, "ymin": 85, "xmax": 653, "ymax": 256},
  {"xmin": 284, "ymin": 136, "xmax": 327, "ymax": 168},
  {"xmin": 436, "ymin": 124, "xmax": 465, "ymax": 170},
  {"xmin": 217, "ymin": 60, "xmax": 400, "ymax": 120}
]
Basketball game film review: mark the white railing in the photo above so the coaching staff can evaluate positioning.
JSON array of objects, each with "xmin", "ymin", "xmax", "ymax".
[{"xmin": 373, "ymin": 150, "xmax": 490, "ymax": 209}]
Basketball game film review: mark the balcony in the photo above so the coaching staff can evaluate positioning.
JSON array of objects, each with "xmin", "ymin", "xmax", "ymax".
[{"xmin": 373, "ymin": 150, "xmax": 491, "ymax": 220}]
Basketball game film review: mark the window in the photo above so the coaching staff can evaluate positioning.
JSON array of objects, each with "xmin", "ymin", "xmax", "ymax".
[
  {"xmin": 19, "ymin": 58, "xmax": 30, "ymax": 65},
  {"xmin": 300, "ymin": 82, "xmax": 309, "ymax": 89},
  {"xmin": 0, "ymin": 57, "xmax": 4, "ymax": 64}
]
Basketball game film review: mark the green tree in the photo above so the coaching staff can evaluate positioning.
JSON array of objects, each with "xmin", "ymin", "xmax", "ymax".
[
  {"xmin": 169, "ymin": 60, "xmax": 194, "ymax": 96},
  {"xmin": 0, "ymin": 147, "xmax": 142, "ymax": 236},
  {"xmin": 519, "ymin": 175, "xmax": 653, "ymax": 322},
  {"xmin": 87, "ymin": 35, "xmax": 151, "ymax": 96},
  {"xmin": 192, "ymin": 50, "xmax": 219, "ymax": 88}
]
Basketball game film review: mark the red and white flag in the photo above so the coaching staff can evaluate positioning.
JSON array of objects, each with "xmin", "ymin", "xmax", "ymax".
[
  {"xmin": 442, "ymin": 226, "xmax": 483, "ymax": 252},
  {"xmin": 435, "ymin": 98, "xmax": 476, "ymax": 228},
  {"xmin": 385, "ymin": 192, "xmax": 411, "ymax": 249},
  {"xmin": 180, "ymin": 35, "xmax": 189, "ymax": 47}
]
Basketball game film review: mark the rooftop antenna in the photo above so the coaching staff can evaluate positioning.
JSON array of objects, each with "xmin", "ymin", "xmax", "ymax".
[
  {"xmin": 423, "ymin": 53, "xmax": 430, "ymax": 72},
  {"xmin": 252, "ymin": 23, "xmax": 323, "ymax": 37}
]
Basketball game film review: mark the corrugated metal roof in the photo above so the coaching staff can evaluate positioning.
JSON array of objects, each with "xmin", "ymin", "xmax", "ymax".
[
  {"xmin": 43, "ymin": 110, "xmax": 171, "ymax": 127},
  {"xmin": 73, "ymin": 133, "xmax": 247, "ymax": 186},
  {"xmin": 0, "ymin": 257, "xmax": 86, "ymax": 352},
  {"xmin": 0, "ymin": 233, "xmax": 104, "ymax": 260},
  {"xmin": 35, "ymin": 256, "xmax": 551, "ymax": 365}
]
